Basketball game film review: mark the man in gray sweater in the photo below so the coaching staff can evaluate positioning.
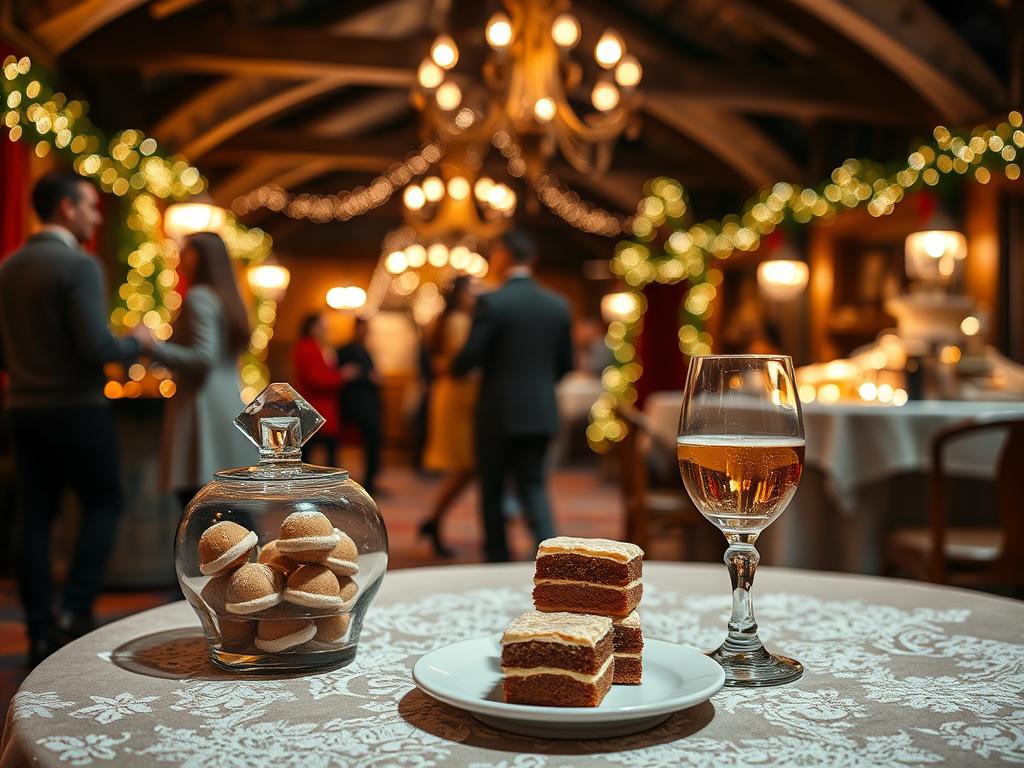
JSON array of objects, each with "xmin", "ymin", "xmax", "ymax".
[{"xmin": 0, "ymin": 171, "xmax": 144, "ymax": 665}]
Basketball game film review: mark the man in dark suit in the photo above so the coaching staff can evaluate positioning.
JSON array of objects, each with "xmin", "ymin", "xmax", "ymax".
[
  {"xmin": 336, "ymin": 317, "xmax": 383, "ymax": 495},
  {"xmin": 452, "ymin": 230, "xmax": 574, "ymax": 562},
  {"xmin": 0, "ymin": 171, "xmax": 145, "ymax": 664}
]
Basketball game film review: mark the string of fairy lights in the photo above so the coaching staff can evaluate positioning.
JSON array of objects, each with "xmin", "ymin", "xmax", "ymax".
[
  {"xmin": 2, "ymin": 54, "xmax": 277, "ymax": 396},
  {"xmin": 230, "ymin": 141, "xmax": 447, "ymax": 222},
  {"xmin": 587, "ymin": 110, "xmax": 1024, "ymax": 452},
  {"xmin": 490, "ymin": 129, "xmax": 632, "ymax": 236}
]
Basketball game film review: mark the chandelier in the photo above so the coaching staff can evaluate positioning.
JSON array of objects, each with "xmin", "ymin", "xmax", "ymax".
[
  {"xmin": 401, "ymin": 168, "xmax": 517, "ymax": 242},
  {"xmin": 413, "ymin": 0, "xmax": 643, "ymax": 175}
]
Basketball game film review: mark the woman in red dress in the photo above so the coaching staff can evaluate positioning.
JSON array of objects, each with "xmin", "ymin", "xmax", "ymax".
[{"xmin": 292, "ymin": 313, "xmax": 356, "ymax": 466}]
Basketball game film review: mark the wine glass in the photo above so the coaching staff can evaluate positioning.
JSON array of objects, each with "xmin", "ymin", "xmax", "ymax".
[{"xmin": 677, "ymin": 354, "xmax": 804, "ymax": 687}]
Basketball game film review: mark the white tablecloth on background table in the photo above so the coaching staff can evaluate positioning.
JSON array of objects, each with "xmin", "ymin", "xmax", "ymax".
[
  {"xmin": 551, "ymin": 374, "xmax": 605, "ymax": 464},
  {"xmin": 644, "ymin": 392, "xmax": 1024, "ymax": 502},
  {"xmin": 644, "ymin": 393, "xmax": 1024, "ymax": 571},
  {"xmin": 3, "ymin": 563, "xmax": 1022, "ymax": 766}
]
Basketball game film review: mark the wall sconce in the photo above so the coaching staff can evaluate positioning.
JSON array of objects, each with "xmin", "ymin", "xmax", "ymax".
[
  {"xmin": 164, "ymin": 201, "xmax": 227, "ymax": 240},
  {"xmin": 904, "ymin": 229, "xmax": 967, "ymax": 286},
  {"xmin": 326, "ymin": 286, "xmax": 367, "ymax": 310},
  {"xmin": 601, "ymin": 291, "xmax": 640, "ymax": 323},
  {"xmin": 247, "ymin": 260, "xmax": 290, "ymax": 301},
  {"xmin": 757, "ymin": 259, "xmax": 809, "ymax": 302}
]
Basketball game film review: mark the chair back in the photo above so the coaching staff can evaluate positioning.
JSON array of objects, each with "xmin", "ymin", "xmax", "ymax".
[{"xmin": 929, "ymin": 416, "xmax": 1024, "ymax": 583}]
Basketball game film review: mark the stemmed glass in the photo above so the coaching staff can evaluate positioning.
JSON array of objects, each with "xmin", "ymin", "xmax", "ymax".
[{"xmin": 677, "ymin": 355, "xmax": 805, "ymax": 686}]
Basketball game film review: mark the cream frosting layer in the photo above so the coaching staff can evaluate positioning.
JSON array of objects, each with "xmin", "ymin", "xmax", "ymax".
[
  {"xmin": 324, "ymin": 557, "xmax": 359, "ymax": 575},
  {"xmin": 200, "ymin": 531, "xmax": 258, "ymax": 576},
  {"xmin": 254, "ymin": 623, "xmax": 316, "ymax": 652},
  {"xmin": 614, "ymin": 652, "xmax": 642, "ymax": 659},
  {"xmin": 613, "ymin": 610, "xmax": 641, "ymax": 628},
  {"xmin": 537, "ymin": 536, "xmax": 643, "ymax": 563},
  {"xmin": 502, "ymin": 611, "xmax": 612, "ymax": 647},
  {"xmin": 277, "ymin": 533, "xmax": 340, "ymax": 552},
  {"xmin": 282, "ymin": 589, "xmax": 344, "ymax": 610},
  {"xmin": 533, "ymin": 578, "xmax": 643, "ymax": 591},
  {"xmin": 225, "ymin": 591, "xmax": 281, "ymax": 615},
  {"xmin": 502, "ymin": 655, "xmax": 614, "ymax": 684}
]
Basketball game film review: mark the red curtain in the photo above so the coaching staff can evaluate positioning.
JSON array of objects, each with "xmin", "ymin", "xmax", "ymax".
[
  {"xmin": 0, "ymin": 42, "xmax": 28, "ymax": 260},
  {"xmin": 634, "ymin": 281, "xmax": 689, "ymax": 406}
]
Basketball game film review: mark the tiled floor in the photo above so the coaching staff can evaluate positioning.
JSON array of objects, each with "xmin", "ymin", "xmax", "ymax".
[{"xmin": 0, "ymin": 462, "xmax": 663, "ymax": 722}]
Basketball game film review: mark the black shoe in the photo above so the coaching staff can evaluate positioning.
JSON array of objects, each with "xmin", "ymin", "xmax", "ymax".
[
  {"xmin": 54, "ymin": 611, "xmax": 96, "ymax": 645},
  {"xmin": 417, "ymin": 519, "xmax": 454, "ymax": 558},
  {"xmin": 28, "ymin": 634, "xmax": 58, "ymax": 668}
]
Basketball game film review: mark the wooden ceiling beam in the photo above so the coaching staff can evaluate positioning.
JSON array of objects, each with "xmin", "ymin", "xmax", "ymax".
[
  {"xmin": 72, "ymin": 19, "xmax": 910, "ymax": 123},
  {"xmin": 784, "ymin": 0, "xmax": 1005, "ymax": 123},
  {"xmin": 30, "ymin": 0, "xmax": 146, "ymax": 55},
  {"xmin": 203, "ymin": 130, "xmax": 419, "ymax": 169},
  {"xmin": 153, "ymin": 77, "xmax": 351, "ymax": 160},
  {"xmin": 68, "ymin": 22, "xmax": 425, "ymax": 85},
  {"xmin": 644, "ymin": 98, "xmax": 802, "ymax": 188}
]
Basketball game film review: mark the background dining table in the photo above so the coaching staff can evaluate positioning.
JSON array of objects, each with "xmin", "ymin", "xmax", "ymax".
[
  {"xmin": 2, "ymin": 562, "xmax": 1021, "ymax": 766},
  {"xmin": 643, "ymin": 392, "xmax": 1024, "ymax": 572}
]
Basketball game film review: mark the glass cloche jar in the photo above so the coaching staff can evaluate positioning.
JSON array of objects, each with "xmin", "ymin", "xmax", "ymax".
[{"xmin": 175, "ymin": 383, "xmax": 388, "ymax": 672}]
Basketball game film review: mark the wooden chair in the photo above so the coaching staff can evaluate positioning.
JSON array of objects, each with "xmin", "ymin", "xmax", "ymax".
[
  {"xmin": 884, "ymin": 416, "xmax": 1024, "ymax": 589},
  {"xmin": 613, "ymin": 402, "xmax": 703, "ymax": 555}
]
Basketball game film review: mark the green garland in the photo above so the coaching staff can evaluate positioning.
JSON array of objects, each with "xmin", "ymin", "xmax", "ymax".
[
  {"xmin": 589, "ymin": 110, "xmax": 1024, "ymax": 451},
  {"xmin": 2, "ymin": 54, "xmax": 276, "ymax": 397}
]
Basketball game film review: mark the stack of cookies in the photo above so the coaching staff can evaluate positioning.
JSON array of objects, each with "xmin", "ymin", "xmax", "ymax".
[{"xmin": 196, "ymin": 510, "xmax": 360, "ymax": 654}]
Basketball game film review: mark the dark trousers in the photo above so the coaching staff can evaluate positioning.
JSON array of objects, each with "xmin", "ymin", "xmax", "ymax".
[
  {"xmin": 477, "ymin": 432, "xmax": 555, "ymax": 562},
  {"xmin": 346, "ymin": 409, "xmax": 382, "ymax": 494},
  {"xmin": 7, "ymin": 406, "xmax": 123, "ymax": 641},
  {"xmin": 304, "ymin": 435, "xmax": 338, "ymax": 467}
]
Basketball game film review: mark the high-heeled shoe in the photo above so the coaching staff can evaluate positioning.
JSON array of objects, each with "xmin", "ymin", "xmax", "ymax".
[{"xmin": 418, "ymin": 519, "xmax": 455, "ymax": 558}]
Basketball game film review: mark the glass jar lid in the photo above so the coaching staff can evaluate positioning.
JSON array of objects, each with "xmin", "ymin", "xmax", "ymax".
[{"xmin": 216, "ymin": 382, "xmax": 347, "ymax": 482}]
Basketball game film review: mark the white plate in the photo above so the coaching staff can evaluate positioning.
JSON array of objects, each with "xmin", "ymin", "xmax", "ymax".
[{"xmin": 413, "ymin": 634, "xmax": 725, "ymax": 739}]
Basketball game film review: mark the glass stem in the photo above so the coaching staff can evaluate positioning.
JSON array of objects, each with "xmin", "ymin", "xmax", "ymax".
[{"xmin": 722, "ymin": 542, "xmax": 763, "ymax": 655}]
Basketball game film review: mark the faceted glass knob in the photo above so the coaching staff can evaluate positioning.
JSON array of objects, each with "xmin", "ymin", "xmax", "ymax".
[{"xmin": 235, "ymin": 383, "xmax": 325, "ymax": 462}]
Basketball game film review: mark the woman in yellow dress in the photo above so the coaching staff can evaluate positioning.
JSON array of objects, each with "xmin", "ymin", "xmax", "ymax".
[{"xmin": 418, "ymin": 276, "xmax": 478, "ymax": 556}]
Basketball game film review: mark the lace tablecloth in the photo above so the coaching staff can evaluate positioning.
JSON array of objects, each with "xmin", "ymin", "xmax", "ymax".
[{"xmin": 3, "ymin": 563, "xmax": 1022, "ymax": 767}]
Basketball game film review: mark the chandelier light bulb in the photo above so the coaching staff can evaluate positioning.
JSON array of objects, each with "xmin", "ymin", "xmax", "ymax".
[
  {"xmin": 417, "ymin": 59, "xmax": 444, "ymax": 89},
  {"xmin": 474, "ymin": 176, "xmax": 495, "ymax": 202},
  {"xmin": 431, "ymin": 34, "xmax": 459, "ymax": 70},
  {"xmin": 534, "ymin": 97, "xmax": 556, "ymax": 122},
  {"xmin": 427, "ymin": 243, "xmax": 449, "ymax": 267},
  {"xmin": 422, "ymin": 176, "xmax": 445, "ymax": 202},
  {"xmin": 486, "ymin": 13, "xmax": 513, "ymax": 49},
  {"xmin": 402, "ymin": 184, "xmax": 426, "ymax": 210},
  {"xmin": 595, "ymin": 30, "xmax": 624, "ymax": 69},
  {"xmin": 551, "ymin": 13, "xmax": 581, "ymax": 48},
  {"xmin": 384, "ymin": 250, "xmax": 409, "ymax": 274},
  {"xmin": 614, "ymin": 54, "xmax": 642, "ymax": 88},
  {"xmin": 405, "ymin": 243, "xmax": 427, "ymax": 268},
  {"xmin": 447, "ymin": 176, "xmax": 470, "ymax": 200},
  {"xmin": 470, "ymin": 253, "xmax": 489, "ymax": 277},
  {"xmin": 450, "ymin": 245, "xmax": 471, "ymax": 270},
  {"xmin": 435, "ymin": 81, "xmax": 462, "ymax": 111},
  {"xmin": 488, "ymin": 183, "xmax": 516, "ymax": 212},
  {"xmin": 591, "ymin": 81, "xmax": 620, "ymax": 112}
]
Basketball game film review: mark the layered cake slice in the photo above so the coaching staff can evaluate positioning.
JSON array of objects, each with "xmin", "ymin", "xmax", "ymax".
[
  {"xmin": 611, "ymin": 610, "xmax": 644, "ymax": 684},
  {"xmin": 533, "ymin": 537, "xmax": 643, "ymax": 618},
  {"xmin": 501, "ymin": 611, "xmax": 614, "ymax": 707}
]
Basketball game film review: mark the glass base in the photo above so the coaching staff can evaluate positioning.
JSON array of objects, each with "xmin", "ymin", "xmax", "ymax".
[
  {"xmin": 708, "ymin": 643, "xmax": 803, "ymax": 687},
  {"xmin": 210, "ymin": 644, "xmax": 357, "ymax": 674}
]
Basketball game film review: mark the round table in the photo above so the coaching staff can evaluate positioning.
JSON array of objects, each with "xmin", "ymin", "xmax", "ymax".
[{"xmin": 3, "ymin": 563, "xmax": 1022, "ymax": 766}]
